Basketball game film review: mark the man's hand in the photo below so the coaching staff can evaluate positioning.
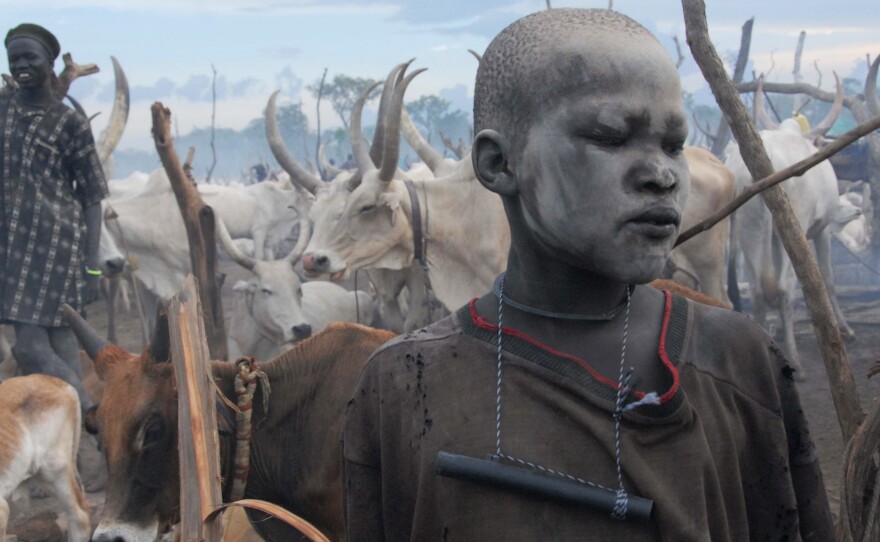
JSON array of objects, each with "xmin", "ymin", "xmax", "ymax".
[{"xmin": 84, "ymin": 271, "xmax": 101, "ymax": 305}]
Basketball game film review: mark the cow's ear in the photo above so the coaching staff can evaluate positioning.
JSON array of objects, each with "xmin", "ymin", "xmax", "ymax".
[
  {"xmin": 378, "ymin": 191, "xmax": 402, "ymax": 227},
  {"xmin": 378, "ymin": 190, "xmax": 401, "ymax": 211},
  {"xmin": 148, "ymin": 301, "xmax": 171, "ymax": 364}
]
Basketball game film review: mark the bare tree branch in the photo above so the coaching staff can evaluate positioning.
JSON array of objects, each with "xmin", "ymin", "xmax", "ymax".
[
  {"xmin": 691, "ymin": 112, "xmax": 717, "ymax": 144},
  {"xmin": 205, "ymin": 64, "xmax": 217, "ymax": 182},
  {"xmin": 709, "ymin": 17, "xmax": 753, "ymax": 156},
  {"xmin": 813, "ymin": 59, "xmax": 822, "ymax": 89},
  {"xmin": 792, "ymin": 31, "xmax": 806, "ymax": 113},
  {"xmin": 673, "ymin": 35, "xmax": 685, "ymax": 69},
  {"xmin": 151, "ymin": 103, "xmax": 227, "ymax": 360},
  {"xmin": 315, "ymin": 67, "xmax": 329, "ymax": 180},
  {"xmin": 766, "ymin": 49, "xmax": 777, "ymax": 78},
  {"xmin": 56, "ymin": 53, "xmax": 100, "ymax": 97}
]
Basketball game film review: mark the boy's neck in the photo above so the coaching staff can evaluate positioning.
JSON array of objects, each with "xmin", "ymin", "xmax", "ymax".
[{"xmin": 502, "ymin": 242, "xmax": 631, "ymax": 319}]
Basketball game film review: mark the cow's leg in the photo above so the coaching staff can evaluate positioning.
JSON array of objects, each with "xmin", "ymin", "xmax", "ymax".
[
  {"xmin": 777, "ymin": 289, "xmax": 805, "ymax": 380},
  {"xmin": 814, "ymin": 229, "xmax": 855, "ymax": 337},
  {"xmin": 41, "ymin": 460, "xmax": 91, "ymax": 541},
  {"xmin": 252, "ymin": 229, "xmax": 268, "ymax": 261},
  {"xmin": 0, "ymin": 495, "xmax": 9, "ymax": 540},
  {"xmin": 38, "ymin": 409, "xmax": 91, "ymax": 542}
]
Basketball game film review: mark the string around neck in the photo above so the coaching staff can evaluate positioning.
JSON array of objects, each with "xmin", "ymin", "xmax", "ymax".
[{"xmin": 492, "ymin": 272, "xmax": 635, "ymax": 321}]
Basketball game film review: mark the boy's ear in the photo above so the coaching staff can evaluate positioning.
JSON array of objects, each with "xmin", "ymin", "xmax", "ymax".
[{"xmin": 472, "ymin": 129, "xmax": 518, "ymax": 197}]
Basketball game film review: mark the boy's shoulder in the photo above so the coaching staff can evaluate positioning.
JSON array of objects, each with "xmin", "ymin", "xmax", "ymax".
[
  {"xmin": 677, "ymin": 294, "xmax": 797, "ymax": 410},
  {"xmin": 366, "ymin": 312, "xmax": 464, "ymax": 368}
]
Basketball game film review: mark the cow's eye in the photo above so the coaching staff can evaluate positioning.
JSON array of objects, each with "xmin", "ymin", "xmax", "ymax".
[
  {"xmin": 262, "ymin": 288, "xmax": 272, "ymax": 295},
  {"xmin": 359, "ymin": 204, "xmax": 376, "ymax": 215}
]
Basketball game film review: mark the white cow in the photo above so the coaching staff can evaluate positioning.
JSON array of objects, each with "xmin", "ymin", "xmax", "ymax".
[
  {"xmin": 0, "ymin": 375, "xmax": 91, "ymax": 542},
  {"xmin": 217, "ymin": 217, "xmax": 374, "ymax": 361},
  {"xmin": 102, "ymin": 168, "xmax": 310, "ymax": 302},
  {"xmin": 282, "ymin": 62, "xmax": 734, "ymax": 318},
  {"xmin": 297, "ymin": 63, "xmax": 510, "ymax": 312},
  {"xmin": 725, "ymin": 77, "xmax": 852, "ymax": 376}
]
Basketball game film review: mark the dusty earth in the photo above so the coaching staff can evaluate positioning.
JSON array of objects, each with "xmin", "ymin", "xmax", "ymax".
[{"xmin": 3, "ymin": 255, "xmax": 880, "ymax": 540}]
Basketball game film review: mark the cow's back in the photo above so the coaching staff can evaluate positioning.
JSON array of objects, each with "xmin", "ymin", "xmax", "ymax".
[{"xmin": 245, "ymin": 323, "xmax": 396, "ymax": 541}]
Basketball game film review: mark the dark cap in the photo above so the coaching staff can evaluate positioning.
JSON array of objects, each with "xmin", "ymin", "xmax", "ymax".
[{"xmin": 5, "ymin": 23, "xmax": 61, "ymax": 61}]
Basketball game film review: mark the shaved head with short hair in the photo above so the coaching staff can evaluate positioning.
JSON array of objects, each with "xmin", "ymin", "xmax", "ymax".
[{"xmin": 474, "ymin": 8, "xmax": 666, "ymax": 144}]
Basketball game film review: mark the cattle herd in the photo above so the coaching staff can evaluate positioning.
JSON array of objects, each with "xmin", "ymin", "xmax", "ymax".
[{"xmin": 0, "ymin": 20, "xmax": 879, "ymax": 542}]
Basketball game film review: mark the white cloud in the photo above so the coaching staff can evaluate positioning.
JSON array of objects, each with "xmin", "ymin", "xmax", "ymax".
[
  {"xmin": 430, "ymin": 45, "xmax": 450, "ymax": 53},
  {"xmin": 0, "ymin": 0, "xmax": 400, "ymax": 16}
]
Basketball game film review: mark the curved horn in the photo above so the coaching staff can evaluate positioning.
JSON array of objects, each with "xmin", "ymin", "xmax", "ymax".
[
  {"xmin": 318, "ymin": 141, "xmax": 343, "ymax": 176},
  {"xmin": 148, "ymin": 302, "xmax": 170, "ymax": 363},
  {"xmin": 807, "ymin": 72, "xmax": 843, "ymax": 138},
  {"xmin": 754, "ymin": 77, "xmax": 779, "ymax": 130},
  {"xmin": 379, "ymin": 66, "xmax": 427, "ymax": 183},
  {"xmin": 215, "ymin": 215, "xmax": 256, "ymax": 270},
  {"xmin": 284, "ymin": 217, "xmax": 311, "ymax": 265},
  {"xmin": 62, "ymin": 304, "xmax": 109, "ymax": 360},
  {"xmin": 865, "ymin": 54, "xmax": 879, "ymax": 118},
  {"xmin": 468, "ymin": 49, "xmax": 482, "ymax": 64},
  {"xmin": 370, "ymin": 60, "xmax": 412, "ymax": 166},
  {"xmin": 401, "ymin": 106, "xmax": 445, "ymax": 174},
  {"xmin": 350, "ymin": 81, "xmax": 383, "ymax": 175},
  {"xmin": 65, "ymin": 94, "xmax": 88, "ymax": 118},
  {"xmin": 96, "ymin": 56, "xmax": 130, "ymax": 166},
  {"xmin": 266, "ymin": 91, "xmax": 322, "ymax": 195}
]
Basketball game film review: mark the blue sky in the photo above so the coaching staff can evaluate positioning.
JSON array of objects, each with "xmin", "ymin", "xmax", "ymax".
[{"xmin": 2, "ymin": 0, "xmax": 878, "ymax": 152}]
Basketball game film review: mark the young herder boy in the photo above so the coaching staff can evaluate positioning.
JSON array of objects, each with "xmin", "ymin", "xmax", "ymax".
[{"xmin": 342, "ymin": 8, "xmax": 834, "ymax": 541}]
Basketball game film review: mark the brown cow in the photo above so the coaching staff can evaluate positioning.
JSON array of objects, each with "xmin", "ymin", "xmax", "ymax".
[{"xmin": 63, "ymin": 305, "xmax": 394, "ymax": 542}]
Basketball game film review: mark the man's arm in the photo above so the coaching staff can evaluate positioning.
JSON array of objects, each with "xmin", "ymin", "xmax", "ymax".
[
  {"xmin": 69, "ymin": 112, "xmax": 109, "ymax": 304},
  {"xmin": 82, "ymin": 202, "xmax": 102, "ymax": 303}
]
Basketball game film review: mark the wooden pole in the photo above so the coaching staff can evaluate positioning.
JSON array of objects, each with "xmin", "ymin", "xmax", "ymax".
[
  {"xmin": 169, "ymin": 276, "xmax": 224, "ymax": 542},
  {"xmin": 709, "ymin": 17, "xmax": 753, "ymax": 157},
  {"xmin": 151, "ymin": 102, "xmax": 228, "ymax": 360},
  {"xmin": 682, "ymin": 0, "xmax": 865, "ymax": 442}
]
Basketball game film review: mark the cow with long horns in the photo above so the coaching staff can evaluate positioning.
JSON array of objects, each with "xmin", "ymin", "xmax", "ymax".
[
  {"xmin": 725, "ymin": 74, "xmax": 852, "ymax": 377},
  {"xmin": 216, "ymin": 215, "xmax": 374, "ymax": 360},
  {"xmin": 62, "ymin": 304, "xmax": 394, "ymax": 542}
]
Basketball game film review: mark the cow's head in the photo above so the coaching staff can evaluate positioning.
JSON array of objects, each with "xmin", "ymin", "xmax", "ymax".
[
  {"xmin": 218, "ymin": 216, "xmax": 313, "ymax": 343},
  {"xmin": 267, "ymin": 62, "xmax": 424, "ymax": 281},
  {"xmin": 754, "ymin": 73, "xmax": 844, "ymax": 144},
  {"xmin": 99, "ymin": 206, "xmax": 126, "ymax": 276},
  {"xmin": 63, "ymin": 304, "xmax": 179, "ymax": 542}
]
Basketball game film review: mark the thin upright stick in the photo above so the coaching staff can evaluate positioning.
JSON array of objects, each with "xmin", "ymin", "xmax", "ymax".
[{"xmin": 682, "ymin": 0, "xmax": 864, "ymax": 442}]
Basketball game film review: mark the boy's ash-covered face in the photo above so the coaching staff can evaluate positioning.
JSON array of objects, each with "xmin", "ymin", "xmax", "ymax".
[{"xmin": 512, "ymin": 38, "xmax": 690, "ymax": 284}]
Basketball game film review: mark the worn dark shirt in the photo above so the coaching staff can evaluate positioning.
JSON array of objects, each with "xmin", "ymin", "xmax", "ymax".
[
  {"xmin": 0, "ymin": 92, "xmax": 108, "ymax": 326},
  {"xmin": 343, "ymin": 292, "xmax": 834, "ymax": 541}
]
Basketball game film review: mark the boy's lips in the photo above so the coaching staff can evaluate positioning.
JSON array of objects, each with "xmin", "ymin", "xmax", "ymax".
[{"xmin": 628, "ymin": 207, "xmax": 680, "ymax": 239}]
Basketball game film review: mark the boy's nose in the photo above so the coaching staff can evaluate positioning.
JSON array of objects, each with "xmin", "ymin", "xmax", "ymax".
[{"xmin": 633, "ymin": 163, "xmax": 678, "ymax": 194}]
